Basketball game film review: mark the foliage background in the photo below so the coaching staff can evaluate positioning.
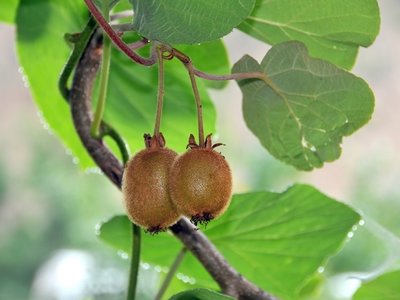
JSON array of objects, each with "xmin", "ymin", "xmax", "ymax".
[{"xmin": 0, "ymin": 0, "xmax": 399, "ymax": 299}]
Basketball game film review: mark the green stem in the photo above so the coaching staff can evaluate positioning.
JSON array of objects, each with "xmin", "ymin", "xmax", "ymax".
[
  {"xmin": 100, "ymin": 123, "xmax": 130, "ymax": 164},
  {"xmin": 153, "ymin": 47, "xmax": 165, "ymax": 136},
  {"xmin": 59, "ymin": 16, "xmax": 97, "ymax": 101},
  {"xmin": 155, "ymin": 247, "xmax": 187, "ymax": 300},
  {"xmin": 186, "ymin": 62, "xmax": 205, "ymax": 146},
  {"xmin": 127, "ymin": 223, "xmax": 141, "ymax": 300},
  {"xmin": 91, "ymin": 0, "xmax": 111, "ymax": 138},
  {"xmin": 169, "ymin": 48, "xmax": 206, "ymax": 146}
]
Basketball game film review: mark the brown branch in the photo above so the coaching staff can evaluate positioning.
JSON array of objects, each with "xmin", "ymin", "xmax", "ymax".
[{"xmin": 69, "ymin": 35, "xmax": 276, "ymax": 300}]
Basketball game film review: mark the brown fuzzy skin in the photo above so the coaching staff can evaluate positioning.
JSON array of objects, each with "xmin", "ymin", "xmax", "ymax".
[
  {"xmin": 122, "ymin": 146, "xmax": 180, "ymax": 232},
  {"xmin": 169, "ymin": 148, "xmax": 232, "ymax": 223}
]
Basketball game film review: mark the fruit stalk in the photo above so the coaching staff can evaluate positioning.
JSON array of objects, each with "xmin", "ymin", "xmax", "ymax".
[
  {"xmin": 172, "ymin": 48, "xmax": 205, "ymax": 147},
  {"xmin": 186, "ymin": 62, "xmax": 205, "ymax": 147},
  {"xmin": 154, "ymin": 47, "xmax": 165, "ymax": 136}
]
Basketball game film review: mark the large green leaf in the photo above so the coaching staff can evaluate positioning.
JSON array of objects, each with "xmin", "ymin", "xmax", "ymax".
[
  {"xmin": 238, "ymin": 0, "xmax": 380, "ymax": 69},
  {"xmin": 16, "ymin": 0, "xmax": 218, "ymax": 167},
  {"xmin": 0, "ymin": 0, "xmax": 19, "ymax": 24},
  {"xmin": 169, "ymin": 288, "xmax": 234, "ymax": 300},
  {"xmin": 353, "ymin": 271, "xmax": 400, "ymax": 300},
  {"xmin": 130, "ymin": 0, "xmax": 256, "ymax": 44},
  {"xmin": 232, "ymin": 41, "xmax": 374, "ymax": 171},
  {"xmin": 16, "ymin": 0, "xmax": 93, "ymax": 167},
  {"xmin": 99, "ymin": 184, "xmax": 359, "ymax": 299}
]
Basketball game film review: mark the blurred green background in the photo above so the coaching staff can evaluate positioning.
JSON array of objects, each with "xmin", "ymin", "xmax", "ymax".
[{"xmin": 1, "ymin": 0, "xmax": 399, "ymax": 299}]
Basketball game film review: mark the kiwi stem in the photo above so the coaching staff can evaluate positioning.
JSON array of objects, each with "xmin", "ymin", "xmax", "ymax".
[
  {"xmin": 187, "ymin": 62, "xmax": 205, "ymax": 146},
  {"xmin": 172, "ymin": 48, "xmax": 205, "ymax": 146},
  {"xmin": 100, "ymin": 123, "xmax": 130, "ymax": 165},
  {"xmin": 59, "ymin": 16, "xmax": 97, "ymax": 101},
  {"xmin": 153, "ymin": 47, "xmax": 165, "ymax": 137},
  {"xmin": 127, "ymin": 223, "xmax": 141, "ymax": 300},
  {"xmin": 154, "ymin": 247, "xmax": 187, "ymax": 300},
  {"xmin": 90, "ymin": 0, "xmax": 111, "ymax": 138}
]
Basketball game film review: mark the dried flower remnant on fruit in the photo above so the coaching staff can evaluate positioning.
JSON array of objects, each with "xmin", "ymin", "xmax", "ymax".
[
  {"xmin": 122, "ymin": 133, "xmax": 180, "ymax": 233},
  {"xmin": 169, "ymin": 134, "xmax": 232, "ymax": 225}
]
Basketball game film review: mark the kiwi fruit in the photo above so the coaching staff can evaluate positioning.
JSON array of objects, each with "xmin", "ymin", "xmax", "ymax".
[
  {"xmin": 122, "ymin": 133, "xmax": 180, "ymax": 233},
  {"xmin": 169, "ymin": 134, "xmax": 232, "ymax": 225}
]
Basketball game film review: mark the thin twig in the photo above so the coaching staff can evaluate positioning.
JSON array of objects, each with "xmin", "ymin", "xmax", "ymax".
[
  {"xmin": 194, "ymin": 69, "xmax": 267, "ymax": 82},
  {"xmin": 83, "ymin": 0, "xmax": 156, "ymax": 66},
  {"xmin": 128, "ymin": 38, "xmax": 150, "ymax": 51},
  {"xmin": 172, "ymin": 48, "xmax": 205, "ymax": 146},
  {"xmin": 154, "ymin": 247, "xmax": 187, "ymax": 300},
  {"xmin": 153, "ymin": 47, "xmax": 165, "ymax": 136}
]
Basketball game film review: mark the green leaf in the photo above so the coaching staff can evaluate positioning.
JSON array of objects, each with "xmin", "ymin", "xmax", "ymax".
[
  {"xmin": 16, "ymin": 0, "xmax": 216, "ymax": 168},
  {"xmin": 131, "ymin": 0, "xmax": 256, "ymax": 44},
  {"xmin": 232, "ymin": 41, "xmax": 374, "ymax": 171},
  {"xmin": 238, "ymin": 0, "xmax": 380, "ymax": 69},
  {"xmin": 0, "ymin": 0, "xmax": 19, "ymax": 24},
  {"xmin": 16, "ymin": 0, "xmax": 93, "ymax": 167},
  {"xmin": 353, "ymin": 271, "xmax": 400, "ymax": 300},
  {"xmin": 207, "ymin": 185, "xmax": 360, "ymax": 299},
  {"xmin": 169, "ymin": 288, "xmax": 234, "ymax": 300},
  {"xmin": 99, "ymin": 184, "xmax": 360, "ymax": 300}
]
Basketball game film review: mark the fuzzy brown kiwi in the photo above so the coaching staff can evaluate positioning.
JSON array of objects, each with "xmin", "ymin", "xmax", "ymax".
[
  {"xmin": 122, "ymin": 133, "xmax": 180, "ymax": 233},
  {"xmin": 169, "ymin": 134, "xmax": 232, "ymax": 225}
]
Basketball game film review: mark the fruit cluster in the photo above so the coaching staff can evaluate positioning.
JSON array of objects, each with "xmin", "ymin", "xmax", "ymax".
[{"xmin": 122, "ymin": 133, "xmax": 232, "ymax": 233}]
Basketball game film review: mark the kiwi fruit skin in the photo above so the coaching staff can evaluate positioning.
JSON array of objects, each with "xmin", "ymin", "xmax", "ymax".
[
  {"xmin": 169, "ymin": 148, "xmax": 232, "ymax": 222},
  {"xmin": 122, "ymin": 146, "xmax": 180, "ymax": 232}
]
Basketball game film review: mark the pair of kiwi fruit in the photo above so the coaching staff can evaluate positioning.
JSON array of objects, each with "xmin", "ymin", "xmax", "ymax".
[{"xmin": 121, "ymin": 133, "xmax": 232, "ymax": 233}]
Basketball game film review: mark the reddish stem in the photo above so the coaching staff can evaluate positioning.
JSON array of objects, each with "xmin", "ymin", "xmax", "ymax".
[{"xmin": 83, "ymin": 0, "xmax": 156, "ymax": 66}]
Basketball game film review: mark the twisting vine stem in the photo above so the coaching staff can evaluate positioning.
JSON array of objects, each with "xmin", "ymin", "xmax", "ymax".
[{"xmin": 59, "ymin": 16, "xmax": 97, "ymax": 101}]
